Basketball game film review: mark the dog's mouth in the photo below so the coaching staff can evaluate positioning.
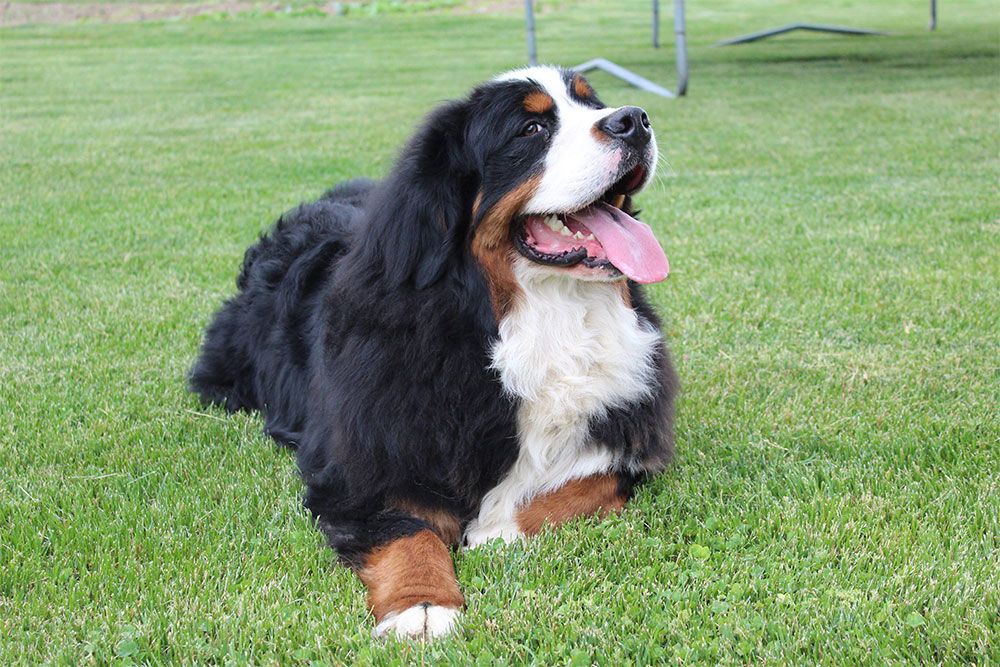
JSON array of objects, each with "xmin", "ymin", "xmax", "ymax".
[{"xmin": 513, "ymin": 164, "xmax": 670, "ymax": 284}]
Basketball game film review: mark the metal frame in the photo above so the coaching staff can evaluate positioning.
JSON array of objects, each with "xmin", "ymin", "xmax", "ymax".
[
  {"xmin": 525, "ymin": 1, "xmax": 938, "ymax": 95},
  {"xmin": 525, "ymin": 0, "xmax": 687, "ymax": 98},
  {"xmin": 716, "ymin": 0, "xmax": 939, "ymax": 46},
  {"xmin": 715, "ymin": 23, "xmax": 887, "ymax": 46}
]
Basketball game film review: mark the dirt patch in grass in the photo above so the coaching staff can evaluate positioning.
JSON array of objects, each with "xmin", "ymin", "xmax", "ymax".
[
  {"xmin": 0, "ymin": 1, "xmax": 285, "ymax": 26},
  {"xmin": 0, "ymin": 0, "xmax": 529, "ymax": 27},
  {"xmin": 456, "ymin": 0, "xmax": 522, "ymax": 14}
]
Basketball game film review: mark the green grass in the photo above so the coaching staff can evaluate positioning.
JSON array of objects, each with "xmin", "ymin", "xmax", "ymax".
[
  {"xmin": 5, "ymin": 0, "xmax": 463, "ymax": 10},
  {"xmin": 2, "ymin": 1, "xmax": 998, "ymax": 664}
]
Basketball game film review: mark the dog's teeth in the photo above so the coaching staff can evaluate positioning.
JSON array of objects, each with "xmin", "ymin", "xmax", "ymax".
[
  {"xmin": 544, "ymin": 216, "xmax": 567, "ymax": 233},
  {"xmin": 585, "ymin": 233, "xmax": 595, "ymax": 241},
  {"xmin": 573, "ymin": 231, "xmax": 585, "ymax": 240},
  {"xmin": 560, "ymin": 226, "xmax": 573, "ymax": 237}
]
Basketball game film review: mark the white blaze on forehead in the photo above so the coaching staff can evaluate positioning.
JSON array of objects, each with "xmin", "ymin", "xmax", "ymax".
[{"xmin": 495, "ymin": 66, "xmax": 656, "ymax": 216}]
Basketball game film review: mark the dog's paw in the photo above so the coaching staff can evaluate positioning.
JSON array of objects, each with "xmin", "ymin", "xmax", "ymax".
[
  {"xmin": 374, "ymin": 603, "xmax": 460, "ymax": 640},
  {"xmin": 463, "ymin": 520, "xmax": 523, "ymax": 550}
]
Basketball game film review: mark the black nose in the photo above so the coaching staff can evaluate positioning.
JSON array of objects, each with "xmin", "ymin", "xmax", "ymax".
[{"xmin": 597, "ymin": 106, "xmax": 652, "ymax": 148}]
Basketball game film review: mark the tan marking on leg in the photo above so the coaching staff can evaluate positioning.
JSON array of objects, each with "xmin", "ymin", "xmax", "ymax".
[
  {"xmin": 388, "ymin": 501, "xmax": 463, "ymax": 546},
  {"xmin": 515, "ymin": 473, "xmax": 627, "ymax": 536},
  {"xmin": 359, "ymin": 530, "xmax": 464, "ymax": 623}
]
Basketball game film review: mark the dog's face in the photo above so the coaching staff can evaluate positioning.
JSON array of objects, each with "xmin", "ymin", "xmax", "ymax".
[
  {"xmin": 464, "ymin": 67, "xmax": 669, "ymax": 293},
  {"xmin": 371, "ymin": 66, "xmax": 669, "ymax": 313}
]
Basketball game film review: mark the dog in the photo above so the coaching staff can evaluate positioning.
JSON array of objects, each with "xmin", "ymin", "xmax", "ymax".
[{"xmin": 190, "ymin": 66, "xmax": 678, "ymax": 639}]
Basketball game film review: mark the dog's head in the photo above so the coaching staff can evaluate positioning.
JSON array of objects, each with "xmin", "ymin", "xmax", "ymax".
[{"xmin": 365, "ymin": 66, "xmax": 669, "ymax": 314}]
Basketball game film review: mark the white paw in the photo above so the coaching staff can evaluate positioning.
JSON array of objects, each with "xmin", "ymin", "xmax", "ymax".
[
  {"xmin": 463, "ymin": 521, "xmax": 524, "ymax": 550},
  {"xmin": 374, "ymin": 603, "xmax": 461, "ymax": 640}
]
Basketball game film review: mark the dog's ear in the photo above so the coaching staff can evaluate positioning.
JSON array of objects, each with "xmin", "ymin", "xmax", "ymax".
[{"xmin": 362, "ymin": 101, "xmax": 477, "ymax": 289}]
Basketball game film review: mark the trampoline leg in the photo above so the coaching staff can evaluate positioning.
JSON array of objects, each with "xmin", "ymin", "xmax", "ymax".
[
  {"xmin": 674, "ymin": 0, "xmax": 688, "ymax": 96},
  {"xmin": 652, "ymin": 0, "xmax": 660, "ymax": 48},
  {"xmin": 525, "ymin": 0, "xmax": 538, "ymax": 66},
  {"xmin": 527, "ymin": 0, "xmax": 688, "ymax": 98}
]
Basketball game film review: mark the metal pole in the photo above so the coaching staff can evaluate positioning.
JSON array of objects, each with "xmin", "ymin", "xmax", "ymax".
[
  {"xmin": 652, "ymin": 0, "xmax": 660, "ymax": 49},
  {"xmin": 929, "ymin": 0, "xmax": 937, "ymax": 30},
  {"xmin": 565, "ymin": 0, "xmax": 687, "ymax": 98},
  {"xmin": 525, "ymin": 0, "xmax": 538, "ymax": 66},
  {"xmin": 673, "ymin": 0, "xmax": 687, "ymax": 96}
]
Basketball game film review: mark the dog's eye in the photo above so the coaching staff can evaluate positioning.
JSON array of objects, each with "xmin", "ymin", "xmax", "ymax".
[{"xmin": 522, "ymin": 121, "xmax": 545, "ymax": 137}]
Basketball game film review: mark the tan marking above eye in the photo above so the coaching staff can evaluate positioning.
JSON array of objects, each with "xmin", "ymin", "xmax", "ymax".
[
  {"xmin": 523, "ymin": 91, "xmax": 555, "ymax": 114},
  {"xmin": 573, "ymin": 75, "xmax": 594, "ymax": 99}
]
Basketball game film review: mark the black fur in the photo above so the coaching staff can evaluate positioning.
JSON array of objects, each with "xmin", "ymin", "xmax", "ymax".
[{"xmin": 189, "ymin": 72, "xmax": 676, "ymax": 568}]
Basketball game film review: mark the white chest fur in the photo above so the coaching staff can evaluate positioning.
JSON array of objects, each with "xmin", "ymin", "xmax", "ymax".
[{"xmin": 464, "ymin": 261, "xmax": 661, "ymax": 547}]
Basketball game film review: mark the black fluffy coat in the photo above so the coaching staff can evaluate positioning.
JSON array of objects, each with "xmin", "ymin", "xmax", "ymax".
[{"xmin": 190, "ymin": 78, "xmax": 676, "ymax": 565}]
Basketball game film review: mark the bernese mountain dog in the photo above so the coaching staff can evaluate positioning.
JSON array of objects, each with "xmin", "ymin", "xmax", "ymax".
[{"xmin": 190, "ymin": 66, "xmax": 678, "ymax": 640}]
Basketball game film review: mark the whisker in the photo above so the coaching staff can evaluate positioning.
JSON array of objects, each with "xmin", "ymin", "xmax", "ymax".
[{"xmin": 650, "ymin": 154, "xmax": 676, "ymax": 191}]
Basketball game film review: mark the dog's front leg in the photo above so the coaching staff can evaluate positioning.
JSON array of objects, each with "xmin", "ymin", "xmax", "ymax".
[
  {"xmin": 515, "ymin": 473, "xmax": 628, "ymax": 536},
  {"xmin": 358, "ymin": 529, "xmax": 464, "ymax": 639}
]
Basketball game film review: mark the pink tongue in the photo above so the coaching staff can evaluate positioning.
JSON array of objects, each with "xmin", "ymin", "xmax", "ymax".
[{"xmin": 567, "ymin": 202, "xmax": 670, "ymax": 283}]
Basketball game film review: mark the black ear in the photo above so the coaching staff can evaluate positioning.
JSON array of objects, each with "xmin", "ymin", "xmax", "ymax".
[{"xmin": 361, "ymin": 101, "xmax": 478, "ymax": 289}]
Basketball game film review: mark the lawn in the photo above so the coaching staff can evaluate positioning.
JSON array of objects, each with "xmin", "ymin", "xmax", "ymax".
[{"xmin": 1, "ymin": 0, "xmax": 998, "ymax": 664}]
